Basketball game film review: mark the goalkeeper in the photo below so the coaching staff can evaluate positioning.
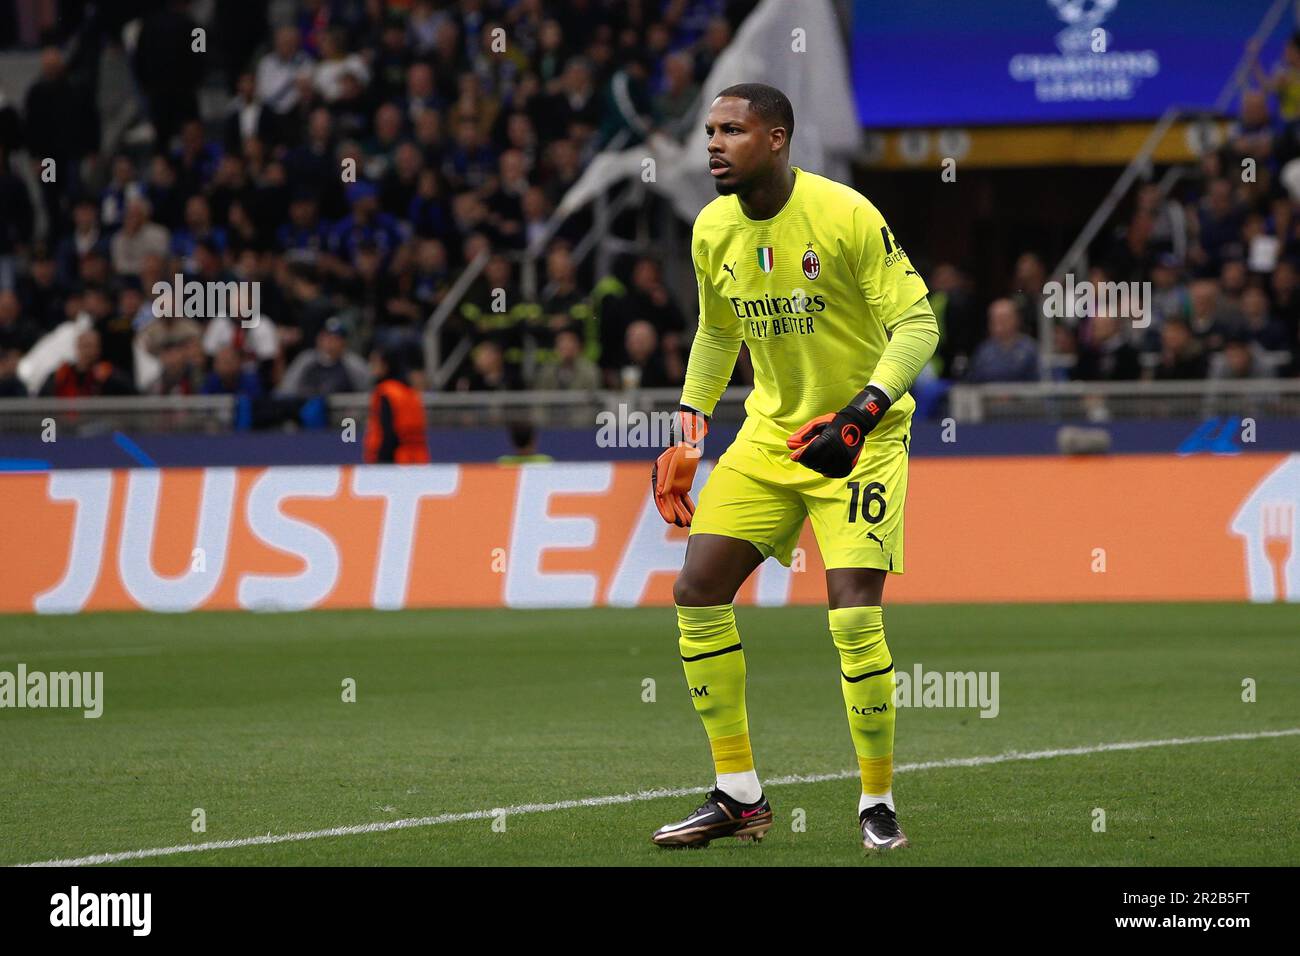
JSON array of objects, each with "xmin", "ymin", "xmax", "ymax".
[{"xmin": 649, "ymin": 83, "xmax": 938, "ymax": 852}]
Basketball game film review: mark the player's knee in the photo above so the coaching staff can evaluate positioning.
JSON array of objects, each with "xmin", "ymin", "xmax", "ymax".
[
  {"xmin": 833, "ymin": 630, "xmax": 890, "ymax": 672},
  {"xmin": 829, "ymin": 606, "xmax": 891, "ymax": 672},
  {"xmin": 675, "ymin": 602, "xmax": 737, "ymax": 658},
  {"xmin": 673, "ymin": 574, "xmax": 726, "ymax": 608}
]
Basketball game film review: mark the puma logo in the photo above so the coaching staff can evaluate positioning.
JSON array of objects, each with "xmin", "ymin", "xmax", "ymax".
[
  {"xmin": 866, "ymin": 531, "xmax": 888, "ymax": 552},
  {"xmin": 722, "ymin": 262, "xmax": 737, "ymax": 281},
  {"xmin": 904, "ymin": 270, "xmax": 918, "ymax": 277}
]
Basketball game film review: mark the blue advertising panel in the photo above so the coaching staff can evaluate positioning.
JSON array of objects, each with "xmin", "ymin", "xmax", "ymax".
[{"xmin": 852, "ymin": 0, "xmax": 1281, "ymax": 126}]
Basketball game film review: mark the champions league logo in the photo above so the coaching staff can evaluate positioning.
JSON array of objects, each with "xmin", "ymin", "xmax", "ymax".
[
  {"xmin": 1008, "ymin": 0, "xmax": 1158, "ymax": 104},
  {"xmin": 1049, "ymin": 0, "xmax": 1118, "ymax": 54}
]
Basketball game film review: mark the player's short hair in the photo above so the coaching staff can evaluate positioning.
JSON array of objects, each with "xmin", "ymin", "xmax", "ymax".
[{"xmin": 715, "ymin": 83, "xmax": 794, "ymax": 142}]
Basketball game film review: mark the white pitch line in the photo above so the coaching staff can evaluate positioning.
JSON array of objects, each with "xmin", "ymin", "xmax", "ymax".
[{"xmin": 14, "ymin": 727, "xmax": 1299, "ymax": 868}]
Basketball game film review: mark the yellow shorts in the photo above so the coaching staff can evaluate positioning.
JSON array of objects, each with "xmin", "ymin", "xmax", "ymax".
[{"xmin": 690, "ymin": 424, "xmax": 910, "ymax": 572}]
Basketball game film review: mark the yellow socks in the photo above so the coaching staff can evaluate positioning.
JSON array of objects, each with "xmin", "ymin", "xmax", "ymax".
[
  {"xmin": 829, "ymin": 605, "xmax": 896, "ymax": 808},
  {"xmin": 676, "ymin": 603, "xmax": 759, "ymax": 800}
]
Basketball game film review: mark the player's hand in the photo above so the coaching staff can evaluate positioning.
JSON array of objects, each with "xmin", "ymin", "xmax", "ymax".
[
  {"xmin": 652, "ymin": 407, "xmax": 708, "ymax": 527},
  {"xmin": 786, "ymin": 385, "xmax": 892, "ymax": 479}
]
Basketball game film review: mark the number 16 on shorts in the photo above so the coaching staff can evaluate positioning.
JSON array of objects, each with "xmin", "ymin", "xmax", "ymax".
[{"xmin": 846, "ymin": 481, "xmax": 886, "ymax": 525}]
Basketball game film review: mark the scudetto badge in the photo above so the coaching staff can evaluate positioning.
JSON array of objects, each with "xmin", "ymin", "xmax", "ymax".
[{"xmin": 802, "ymin": 248, "xmax": 820, "ymax": 280}]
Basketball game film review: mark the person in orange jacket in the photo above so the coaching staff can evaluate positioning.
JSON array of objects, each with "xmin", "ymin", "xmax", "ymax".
[{"xmin": 363, "ymin": 347, "xmax": 430, "ymax": 464}]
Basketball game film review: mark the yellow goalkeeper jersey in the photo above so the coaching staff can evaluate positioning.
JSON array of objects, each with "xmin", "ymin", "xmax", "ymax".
[{"xmin": 680, "ymin": 166, "xmax": 937, "ymax": 450}]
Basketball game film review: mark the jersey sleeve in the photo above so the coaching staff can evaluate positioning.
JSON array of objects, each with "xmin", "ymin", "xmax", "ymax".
[
  {"xmin": 855, "ymin": 202, "xmax": 938, "ymax": 400},
  {"xmin": 679, "ymin": 227, "xmax": 742, "ymax": 417}
]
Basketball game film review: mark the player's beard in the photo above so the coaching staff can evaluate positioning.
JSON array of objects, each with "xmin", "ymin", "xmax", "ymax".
[{"xmin": 713, "ymin": 174, "xmax": 741, "ymax": 196}]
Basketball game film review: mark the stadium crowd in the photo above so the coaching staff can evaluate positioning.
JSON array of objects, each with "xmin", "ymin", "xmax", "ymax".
[
  {"xmin": 0, "ymin": 0, "xmax": 1297, "ymax": 414},
  {"xmin": 0, "ymin": 0, "xmax": 748, "ymax": 404},
  {"xmin": 936, "ymin": 34, "xmax": 1300, "ymax": 386}
]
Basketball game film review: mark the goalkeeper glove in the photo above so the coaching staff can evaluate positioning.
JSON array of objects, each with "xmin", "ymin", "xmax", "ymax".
[
  {"xmin": 786, "ymin": 384, "xmax": 892, "ymax": 479},
  {"xmin": 651, "ymin": 406, "xmax": 708, "ymax": 527}
]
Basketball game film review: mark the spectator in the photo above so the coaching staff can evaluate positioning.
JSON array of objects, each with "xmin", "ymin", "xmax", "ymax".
[
  {"xmin": 40, "ymin": 329, "xmax": 133, "ymax": 397},
  {"xmin": 929, "ymin": 262, "xmax": 979, "ymax": 377},
  {"xmin": 1187, "ymin": 278, "xmax": 1243, "ymax": 351},
  {"xmin": 1240, "ymin": 285, "xmax": 1289, "ymax": 349},
  {"xmin": 456, "ymin": 338, "xmax": 523, "ymax": 391},
  {"xmin": 277, "ymin": 317, "xmax": 370, "ymax": 397},
  {"xmin": 0, "ymin": 289, "xmax": 39, "ymax": 355},
  {"xmin": 225, "ymin": 71, "xmax": 275, "ymax": 154},
  {"xmin": 1210, "ymin": 334, "xmax": 1271, "ymax": 380},
  {"xmin": 56, "ymin": 197, "xmax": 108, "ymax": 287},
  {"xmin": 151, "ymin": 338, "xmax": 204, "ymax": 395},
  {"xmin": 536, "ymin": 57, "xmax": 600, "ymax": 142},
  {"xmin": 202, "ymin": 344, "xmax": 263, "ymax": 398},
  {"xmin": 133, "ymin": 0, "xmax": 205, "ymax": 148},
  {"xmin": 602, "ymin": 256, "xmax": 685, "ymax": 376},
  {"xmin": 83, "ymin": 286, "xmax": 135, "ymax": 384},
  {"xmin": 0, "ymin": 344, "xmax": 26, "ymax": 396},
  {"xmin": 328, "ymin": 181, "xmax": 405, "ymax": 272},
  {"xmin": 967, "ymin": 298, "xmax": 1040, "ymax": 383},
  {"xmin": 110, "ymin": 199, "xmax": 171, "ymax": 278},
  {"xmin": 1191, "ymin": 179, "xmax": 1246, "ymax": 272},
  {"xmin": 1250, "ymin": 32, "xmax": 1300, "ymax": 121},
  {"xmin": 1009, "ymin": 252, "xmax": 1048, "ymax": 335},
  {"xmin": 140, "ymin": 304, "xmax": 203, "ymax": 358},
  {"xmin": 1153, "ymin": 318, "xmax": 1209, "ymax": 380},
  {"xmin": 314, "ymin": 28, "xmax": 370, "ymax": 104},
  {"xmin": 99, "ymin": 155, "xmax": 145, "ymax": 234},
  {"xmin": 1074, "ymin": 313, "xmax": 1141, "ymax": 381},
  {"xmin": 256, "ymin": 26, "xmax": 314, "ymax": 120},
  {"xmin": 15, "ymin": 246, "xmax": 64, "ymax": 332},
  {"xmin": 693, "ymin": 18, "xmax": 732, "ymax": 84},
  {"xmin": 655, "ymin": 52, "xmax": 700, "ymax": 139},
  {"xmin": 620, "ymin": 319, "xmax": 676, "ymax": 388},
  {"xmin": 24, "ymin": 47, "xmax": 98, "ymax": 219},
  {"xmin": 532, "ymin": 325, "xmax": 600, "ymax": 390},
  {"xmin": 171, "ymin": 196, "xmax": 228, "ymax": 271},
  {"xmin": 201, "ymin": 293, "xmax": 281, "ymax": 386},
  {"xmin": 1270, "ymin": 258, "xmax": 1300, "ymax": 346}
]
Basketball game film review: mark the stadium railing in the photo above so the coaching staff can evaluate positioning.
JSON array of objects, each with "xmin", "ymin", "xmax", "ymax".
[
  {"xmin": 949, "ymin": 379, "xmax": 1300, "ymax": 423},
  {"xmin": 3, "ymin": 381, "xmax": 1299, "ymax": 435},
  {"xmin": 0, "ymin": 394, "xmax": 235, "ymax": 435}
]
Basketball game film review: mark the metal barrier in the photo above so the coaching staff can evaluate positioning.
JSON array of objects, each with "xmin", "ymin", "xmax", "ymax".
[
  {"xmin": 3, "ymin": 381, "xmax": 1298, "ymax": 435},
  {"xmin": 949, "ymin": 379, "xmax": 1300, "ymax": 423},
  {"xmin": 0, "ymin": 395, "xmax": 235, "ymax": 435}
]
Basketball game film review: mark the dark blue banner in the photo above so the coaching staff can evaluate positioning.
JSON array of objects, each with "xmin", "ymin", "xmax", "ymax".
[{"xmin": 852, "ymin": 0, "xmax": 1280, "ymax": 127}]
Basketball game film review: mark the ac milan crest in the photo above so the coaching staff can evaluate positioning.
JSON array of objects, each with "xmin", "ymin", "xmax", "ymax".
[{"xmin": 802, "ymin": 248, "xmax": 820, "ymax": 280}]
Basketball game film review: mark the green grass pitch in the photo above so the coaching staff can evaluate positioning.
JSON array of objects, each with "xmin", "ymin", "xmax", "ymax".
[{"xmin": 0, "ymin": 603, "xmax": 1296, "ymax": 866}]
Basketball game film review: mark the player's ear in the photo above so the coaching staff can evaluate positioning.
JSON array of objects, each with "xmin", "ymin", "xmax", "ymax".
[{"xmin": 769, "ymin": 126, "xmax": 788, "ymax": 153}]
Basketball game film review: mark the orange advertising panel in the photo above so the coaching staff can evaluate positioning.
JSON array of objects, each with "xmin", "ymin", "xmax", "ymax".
[{"xmin": 1, "ymin": 455, "xmax": 1296, "ymax": 613}]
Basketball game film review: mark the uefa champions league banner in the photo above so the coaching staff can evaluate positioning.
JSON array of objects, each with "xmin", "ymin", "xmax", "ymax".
[
  {"xmin": 852, "ymin": 0, "xmax": 1280, "ymax": 127},
  {"xmin": 1, "ymin": 457, "xmax": 1297, "ymax": 612}
]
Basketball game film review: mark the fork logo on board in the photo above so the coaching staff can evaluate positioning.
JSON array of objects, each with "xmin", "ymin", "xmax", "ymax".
[{"xmin": 1229, "ymin": 456, "xmax": 1300, "ymax": 602}]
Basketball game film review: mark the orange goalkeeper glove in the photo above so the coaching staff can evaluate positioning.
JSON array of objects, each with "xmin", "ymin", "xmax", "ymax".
[{"xmin": 651, "ymin": 406, "xmax": 709, "ymax": 527}]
